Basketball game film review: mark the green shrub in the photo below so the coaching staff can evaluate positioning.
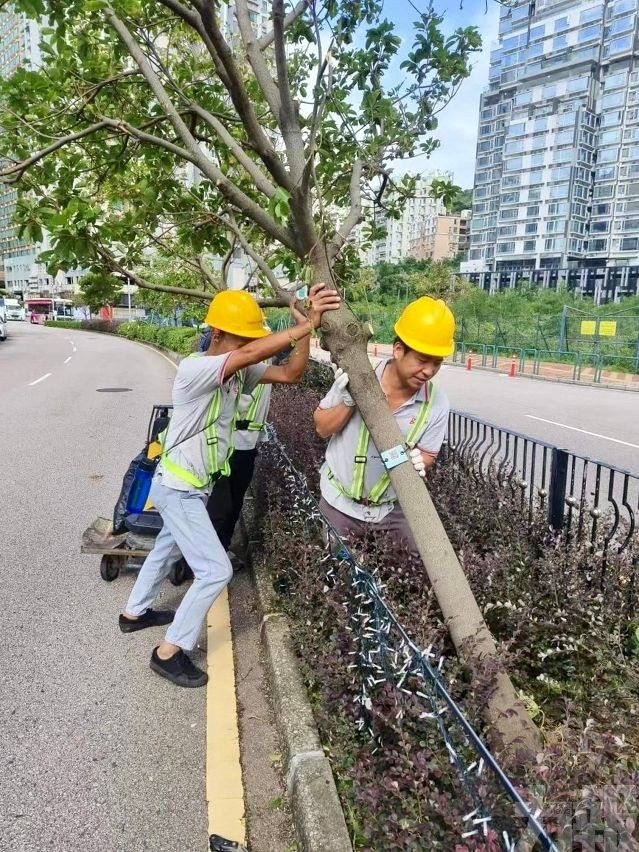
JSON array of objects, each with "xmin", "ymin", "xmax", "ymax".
[
  {"xmin": 43, "ymin": 320, "xmax": 82, "ymax": 329},
  {"xmin": 116, "ymin": 321, "xmax": 199, "ymax": 355}
]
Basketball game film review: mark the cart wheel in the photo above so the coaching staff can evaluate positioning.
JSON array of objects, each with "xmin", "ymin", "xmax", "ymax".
[
  {"xmin": 100, "ymin": 555, "xmax": 120, "ymax": 582},
  {"xmin": 169, "ymin": 558, "xmax": 192, "ymax": 586}
]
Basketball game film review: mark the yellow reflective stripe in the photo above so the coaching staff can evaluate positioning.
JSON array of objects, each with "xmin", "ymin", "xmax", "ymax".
[
  {"xmin": 161, "ymin": 455, "xmax": 209, "ymax": 488},
  {"xmin": 366, "ymin": 384, "xmax": 436, "ymax": 503},
  {"xmin": 349, "ymin": 420, "xmax": 371, "ymax": 501}
]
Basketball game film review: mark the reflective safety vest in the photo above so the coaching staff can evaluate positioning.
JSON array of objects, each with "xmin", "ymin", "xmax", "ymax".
[
  {"xmin": 236, "ymin": 383, "xmax": 266, "ymax": 432},
  {"xmin": 160, "ymin": 356, "xmax": 244, "ymax": 488},
  {"xmin": 327, "ymin": 383, "xmax": 436, "ymax": 505}
]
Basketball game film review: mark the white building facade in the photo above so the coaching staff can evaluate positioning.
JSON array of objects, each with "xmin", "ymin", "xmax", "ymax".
[
  {"xmin": 468, "ymin": 0, "xmax": 639, "ymax": 272},
  {"xmin": 365, "ymin": 173, "xmax": 450, "ymax": 265}
]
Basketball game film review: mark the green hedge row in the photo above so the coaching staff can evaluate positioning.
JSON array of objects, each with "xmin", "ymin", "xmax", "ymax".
[{"xmin": 117, "ymin": 321, "xmax": 200, "ymax": 355}]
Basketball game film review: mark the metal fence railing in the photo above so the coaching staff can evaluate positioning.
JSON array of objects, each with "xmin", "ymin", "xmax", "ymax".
[{"xmin": 444, "ymin": 411, "xmax": 638, "ymax": 559}]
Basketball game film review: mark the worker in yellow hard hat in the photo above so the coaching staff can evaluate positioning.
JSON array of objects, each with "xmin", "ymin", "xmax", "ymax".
[
  {"xmin": 313, "ymin": 296, "xmax": 454, "ymax": 558},
  {"xmin": 121, "ymin": 284, "xmax": 340, "ymax": 688}
]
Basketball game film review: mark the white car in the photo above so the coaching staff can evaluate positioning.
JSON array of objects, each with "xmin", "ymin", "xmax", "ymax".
[{"xmin": 0, "ymin": 315, "xmax": 7, "ymax": 342}]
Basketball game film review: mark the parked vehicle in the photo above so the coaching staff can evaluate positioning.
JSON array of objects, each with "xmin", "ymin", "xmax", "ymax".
[
  {"xmin": 0, "ymin": 314, "xmax": 7, "ymax": 341},
  {"xmin": 3, "ymin": 298, "xmax": 25, "ymax": 321},
  {"xmin": 24, "ymin": 297, "xmax": 74, "ymax": 321}
]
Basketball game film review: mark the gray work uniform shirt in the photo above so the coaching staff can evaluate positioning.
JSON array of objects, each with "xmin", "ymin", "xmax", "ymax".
[
  {"xmin": 158, "ymin": 353, "xmax": 267, "ymax": 494},
  {"xmin": 234, "ymin": 383, "xmax": 272, "ymax": 451},
  {"xmin": 318, "ymin": 358, "xmax": 450, "ymax": 522}
]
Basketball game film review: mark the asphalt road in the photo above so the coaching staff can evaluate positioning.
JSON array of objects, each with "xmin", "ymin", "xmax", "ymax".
[
  {"xmin": 0, "ymin": 322, "xmax": 207, "ymax": 852},
  {"xmin": 436, "ymin": 363, "xmax": 639, "ymax": 475}
]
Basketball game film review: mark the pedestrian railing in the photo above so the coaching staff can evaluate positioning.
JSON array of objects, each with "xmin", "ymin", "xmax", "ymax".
[
  {"xmin": 452, "ymin": 342, "xmax": 639, "ymax": 382},
  {"xmin": 444, "ymin": 411, "xmax": 638, "ymax": 559}
]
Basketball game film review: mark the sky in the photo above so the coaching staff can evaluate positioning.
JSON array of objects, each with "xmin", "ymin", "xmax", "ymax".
[{"xmin": 388, "ymin": 1, "xmax": 501, "ymax": 189}]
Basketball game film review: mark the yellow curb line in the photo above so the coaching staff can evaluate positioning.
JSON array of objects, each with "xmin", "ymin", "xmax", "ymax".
[
  {"xmin": 144, "ymin": 348, "xmax": 246, "ymax": 843},
  {"xmin": 207, "ymin": 588, "xmax": 246, "ymax": 844}
]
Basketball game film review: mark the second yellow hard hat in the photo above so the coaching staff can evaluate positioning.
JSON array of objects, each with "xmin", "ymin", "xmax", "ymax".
[
  {"xmin": 394, "ymin": 296, "xmax": 455, "ymax": 357},
  {"xmin": 205, "ymin": 290, "xmax": 270, "ymax": 338}
]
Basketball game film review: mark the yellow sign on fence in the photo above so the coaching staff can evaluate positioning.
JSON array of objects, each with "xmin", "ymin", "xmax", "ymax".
[
  {"xmin": 599, "ymin": 320, "xmax": 617, "ymax": 337},
  {"xmin": 580, "ymin": 321, "xmax": 596, "ymax": 336}
]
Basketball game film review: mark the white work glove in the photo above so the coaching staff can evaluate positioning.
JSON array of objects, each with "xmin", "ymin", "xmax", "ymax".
[
  {"xmin": 332, "ymin": 365, "xmax": 355, "ymax": 407},
  {"xmin": 408, "ymin": 443, "xmax": 426, "ymax": 478}
]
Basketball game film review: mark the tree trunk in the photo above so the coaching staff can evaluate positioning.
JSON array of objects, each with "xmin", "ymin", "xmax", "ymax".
[{"xmin": 311, "ymin": 251, "xmax": 541, "ymax": 761}]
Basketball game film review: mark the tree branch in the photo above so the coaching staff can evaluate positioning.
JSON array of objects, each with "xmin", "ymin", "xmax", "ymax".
[
  {"xmin": 197, "ymin": 254, "xmax": 221, "ymax": 290},
  {"xmin": 330, "ymin": 158, "xmax": 363, "ymax": 254},
  {"xmin": 233, "ymin": 0, "xmax": 282, "ymax": 120},
  {"xmin": 0, "ymin": 121, "xmax": 112, "ymax": 182},
  {"xmin": 188, "ymin": 102, "xmax": 278, "ymax": 199},
  {"xmin": 104, "ymin": 6, "xmax": 298, "ymax": 251},
  {"xmin": 258, "ymin": 0, "xmax": 309, "ymax": 50},
  {"xmin": 272, "ymin": 0, "xmax": 305, "ymax": 184},
  {"xmin": 97, "ymin": 248, "xmax": 214, "ymax": 302}
]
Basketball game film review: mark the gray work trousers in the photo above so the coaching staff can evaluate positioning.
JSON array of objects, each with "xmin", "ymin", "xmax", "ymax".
[
  {"xmin": 125, "ymin": 477, "xmax": 233, "ymax": 651},
  {"xmin": 318, "ymin": 496, "xmax": 419, "ymax": 560}
]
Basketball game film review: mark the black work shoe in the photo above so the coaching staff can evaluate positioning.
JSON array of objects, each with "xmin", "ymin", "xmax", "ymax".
[
  {"xmin": 149, "ymin": 647, "xmax": 208, "ymax": 688},
  {"xmin": 210, "ymin": 835, "xmax": 248, "ymax": 852},
  {"xmin": 119, "ymin": 608, "xmax": 175, "ymax": 634}
]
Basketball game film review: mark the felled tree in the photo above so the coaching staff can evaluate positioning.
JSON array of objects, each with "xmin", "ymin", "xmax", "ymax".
[{"xmin": 0, "ymin": 0, "xmax": 541, "ymax": 757}]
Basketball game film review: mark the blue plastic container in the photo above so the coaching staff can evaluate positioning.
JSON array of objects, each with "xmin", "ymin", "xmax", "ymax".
[{"xmin": 126, "ymin": 457, "xmax": 157, "ymax": 514}]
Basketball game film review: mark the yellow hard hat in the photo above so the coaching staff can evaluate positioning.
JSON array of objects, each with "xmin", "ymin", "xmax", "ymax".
[
  {"xmin": 394, "ymin": 296, "xmax": 455, "ymax": 357},
  {"xmin": 204, "ymin": 290, "xmax": 269, "ymax": 338}
]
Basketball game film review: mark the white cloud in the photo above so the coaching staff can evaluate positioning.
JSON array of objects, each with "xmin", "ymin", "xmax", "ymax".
[{"xmin": 395, "ymin": 3, "xmax": 500, "ymax": 188}]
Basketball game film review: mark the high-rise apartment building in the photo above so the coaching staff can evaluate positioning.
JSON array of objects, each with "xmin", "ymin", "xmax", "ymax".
[
  {"xmin": 467, "ymin": 0, "xmax": 639, "ymax": 273},
  {"xmin": 365, "ymin": 173, "xmax": 449, "ymax": 265}
]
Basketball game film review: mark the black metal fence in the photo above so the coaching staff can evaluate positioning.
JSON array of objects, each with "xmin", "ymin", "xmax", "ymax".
[
  {"xmin": 459, "ymin": 266, "xmax": 639, "ymax": 304},
  {"xmin": 444, "ymin": 411, "xmax": 638, "ymax": 559}
]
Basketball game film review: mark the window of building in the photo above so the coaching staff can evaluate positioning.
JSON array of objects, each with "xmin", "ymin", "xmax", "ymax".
[
  {"xmin": 599, "ymin": 147, "xmax": 619, "ymax": 162},
  {"xmin": 523, "ymin": 240, "xmax": 536, "ymax": 251},
  {"xmin": 602, "ymin": 91, "xmax": 626, "ymax": 110},
  {"xmin": 594, "ymin": 184, "xmax": 614, "ymax": 198},
  {"xmin": 505, "ymin": 139, "xmax": 525, "ymax": 154},
  {"xmin": 554, "ymin": 148, "xmax": 574, "ymax": 164},
  {"xmin": 553, "ymin": 34, "xmax": 568, "ymax": 51},
  {"xmin": 567, "ymin": 76, "xmax": 589, "ymax": 95},
  {"xmin": 543, "ymin": 84, "xmax": 557, "ymax": 99},
  {"xmin": 610, "ymin": 0, "xmax": 634, "ymax": 16},
  {"xmin": 507, "ymin": 121, "xmax": 526, "ymax": 136},
  {"xmin": 580, "ymin": 5, "xmax": 603, "ymax": 24},
  {"xmin": 607, "ymin": 15, "xmax": 635, "ymax": 37},
  {"xmin": 604, "ymin": 70, "xmax": 629, "ymax": 90},
  {"xmin": 546, "ymin": 220, "xmax": 564, "ymax": 233},
  {"xmin": 591, "ymin": 220, "xmax": 610, "ymax": 232},
  {"xmin": 578, "ymin": 24, "xmax": 600, "ymax": 42},
  {"xmin": 594, "ymin": 203, "xmax": 612, "ymax": 216},
  {"xmin": 502, "ymin": 174, "xmax": 521, "ymax": 187},
  {"xmin": 601, "ymin": 110, "xmax": 623, "ymax": 127},
  {"xmin": 530, "ymin": 24, "xmax": 545, "ymax": 41},
  {"xmin": 528, "ymin": 188, "xmax": 542, "ymax": 201},
  {"xmin": 511, "ymin": 3, "xmax": 529, "ymax": 21},
  {"xmin": 606, "ymin": 35, "xmax": 633, "ymax": 56},
  {"xmin": 600, "ymin": 128, "xmax": 622, "ymax": 144},
  {"xmin": 528, "ymin": 169, "xmax": 544, "ymax": 184},
  {"xmin": 620, "ymin": 237, "xmax": 639, "ymax": 250},
  {"xmin": 505, "ymin": 157, "xmax": 523, "ymax": 171},
  {"xmin": 528, "ymin": 43, "xmax": 543, "ymax": 59},
  {"xmin": 526, "ymin": 204, "xmax": 540, "ymax": 216},
  {"xmin": 530, "ymin": 152, "xmax": 545, "ymax": 167},
  {"xmin": 501, "ymin": 191, "xmax": 520, "ymax": 203},
  {"xmin": 589, "ymin": 238, "xmax": 608, "ymax": 251},
  {"xmin": 498, "ymin": 225, "xmax": 517, "ymax": 236},
  {"xmin": 595, "ymin": 166, "xmax": 617, "ymax": 180},
  {"xmin": 548, "ymin": 201, "xmax": 569, "ymax": 215},
  {"xmin": 497, "ymin": 241, "xmax": 516, "ymax": 253},
  {"xmin": 551, "ymin": 166, "xmax": 571, "ymax": 182},
  {"xmin": 550, "ymin": 183, "xmax": 570, "ymax": 199},
  {"xmin": 525, "ymin": 223, "xmax": 538, "ymax": 234},
  {"xmin": 500, "ymin": 208, "xmax": 518, "ymax": 220},
  {"xmin": 623, "ymin": 218, "xmax": 639, "ymax": 230}
]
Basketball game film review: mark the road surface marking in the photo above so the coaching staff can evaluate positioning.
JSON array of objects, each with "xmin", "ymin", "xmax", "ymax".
[
  {"xmin": 64, "ymin": 356, "xmax": 72, "ymax": 364},
  {"xmin": 147, "ymin": 347, "xmax": 245, "ymax": 842},
  {"xmin": 526, "ymin": 415, "xmax": 639, "ymax": 449},
  {"xmin": 28, "ymin": 373, "xmax": 51, "ymax": 386},
  {"xmin": 206, "ymin": 589, "xmax": 245, "ymax": 844},
  {"xmin": 72, "ymin": 345, "xmax": 77, "ymax": 352}
]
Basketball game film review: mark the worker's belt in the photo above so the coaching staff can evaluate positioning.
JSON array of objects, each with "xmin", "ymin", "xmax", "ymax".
[
  {"xmin": 326, "ymin": 469, "xmax": 395, "ymax": 506},
  {"xmin": 235, "ymin": 419, "xmax": 264, "ymax": 432}
]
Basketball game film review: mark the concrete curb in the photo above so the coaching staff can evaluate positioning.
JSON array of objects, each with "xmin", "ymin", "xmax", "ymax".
[{"xmin": 239, "ymin": 505, "xmax": 352, "ymax": 852}]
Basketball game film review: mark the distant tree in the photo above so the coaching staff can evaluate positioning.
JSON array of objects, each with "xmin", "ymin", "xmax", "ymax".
[
  {"xmin": 448, "ymin": 187, "xmax": 473, "ymax": 214},
  {"xmin": 78, "ymin": 271, "xmax": 122, "ymax": 314}
]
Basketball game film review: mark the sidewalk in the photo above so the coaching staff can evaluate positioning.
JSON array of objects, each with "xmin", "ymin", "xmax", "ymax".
[{"xmin": 311, "ymin": 338, "xmax": 639, "ymax": 388}]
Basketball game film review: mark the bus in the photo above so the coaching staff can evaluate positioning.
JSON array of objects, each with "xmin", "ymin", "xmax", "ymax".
[{"xmin": 24, "ymin": 298, "xmax": 74, "ymax": 322}]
